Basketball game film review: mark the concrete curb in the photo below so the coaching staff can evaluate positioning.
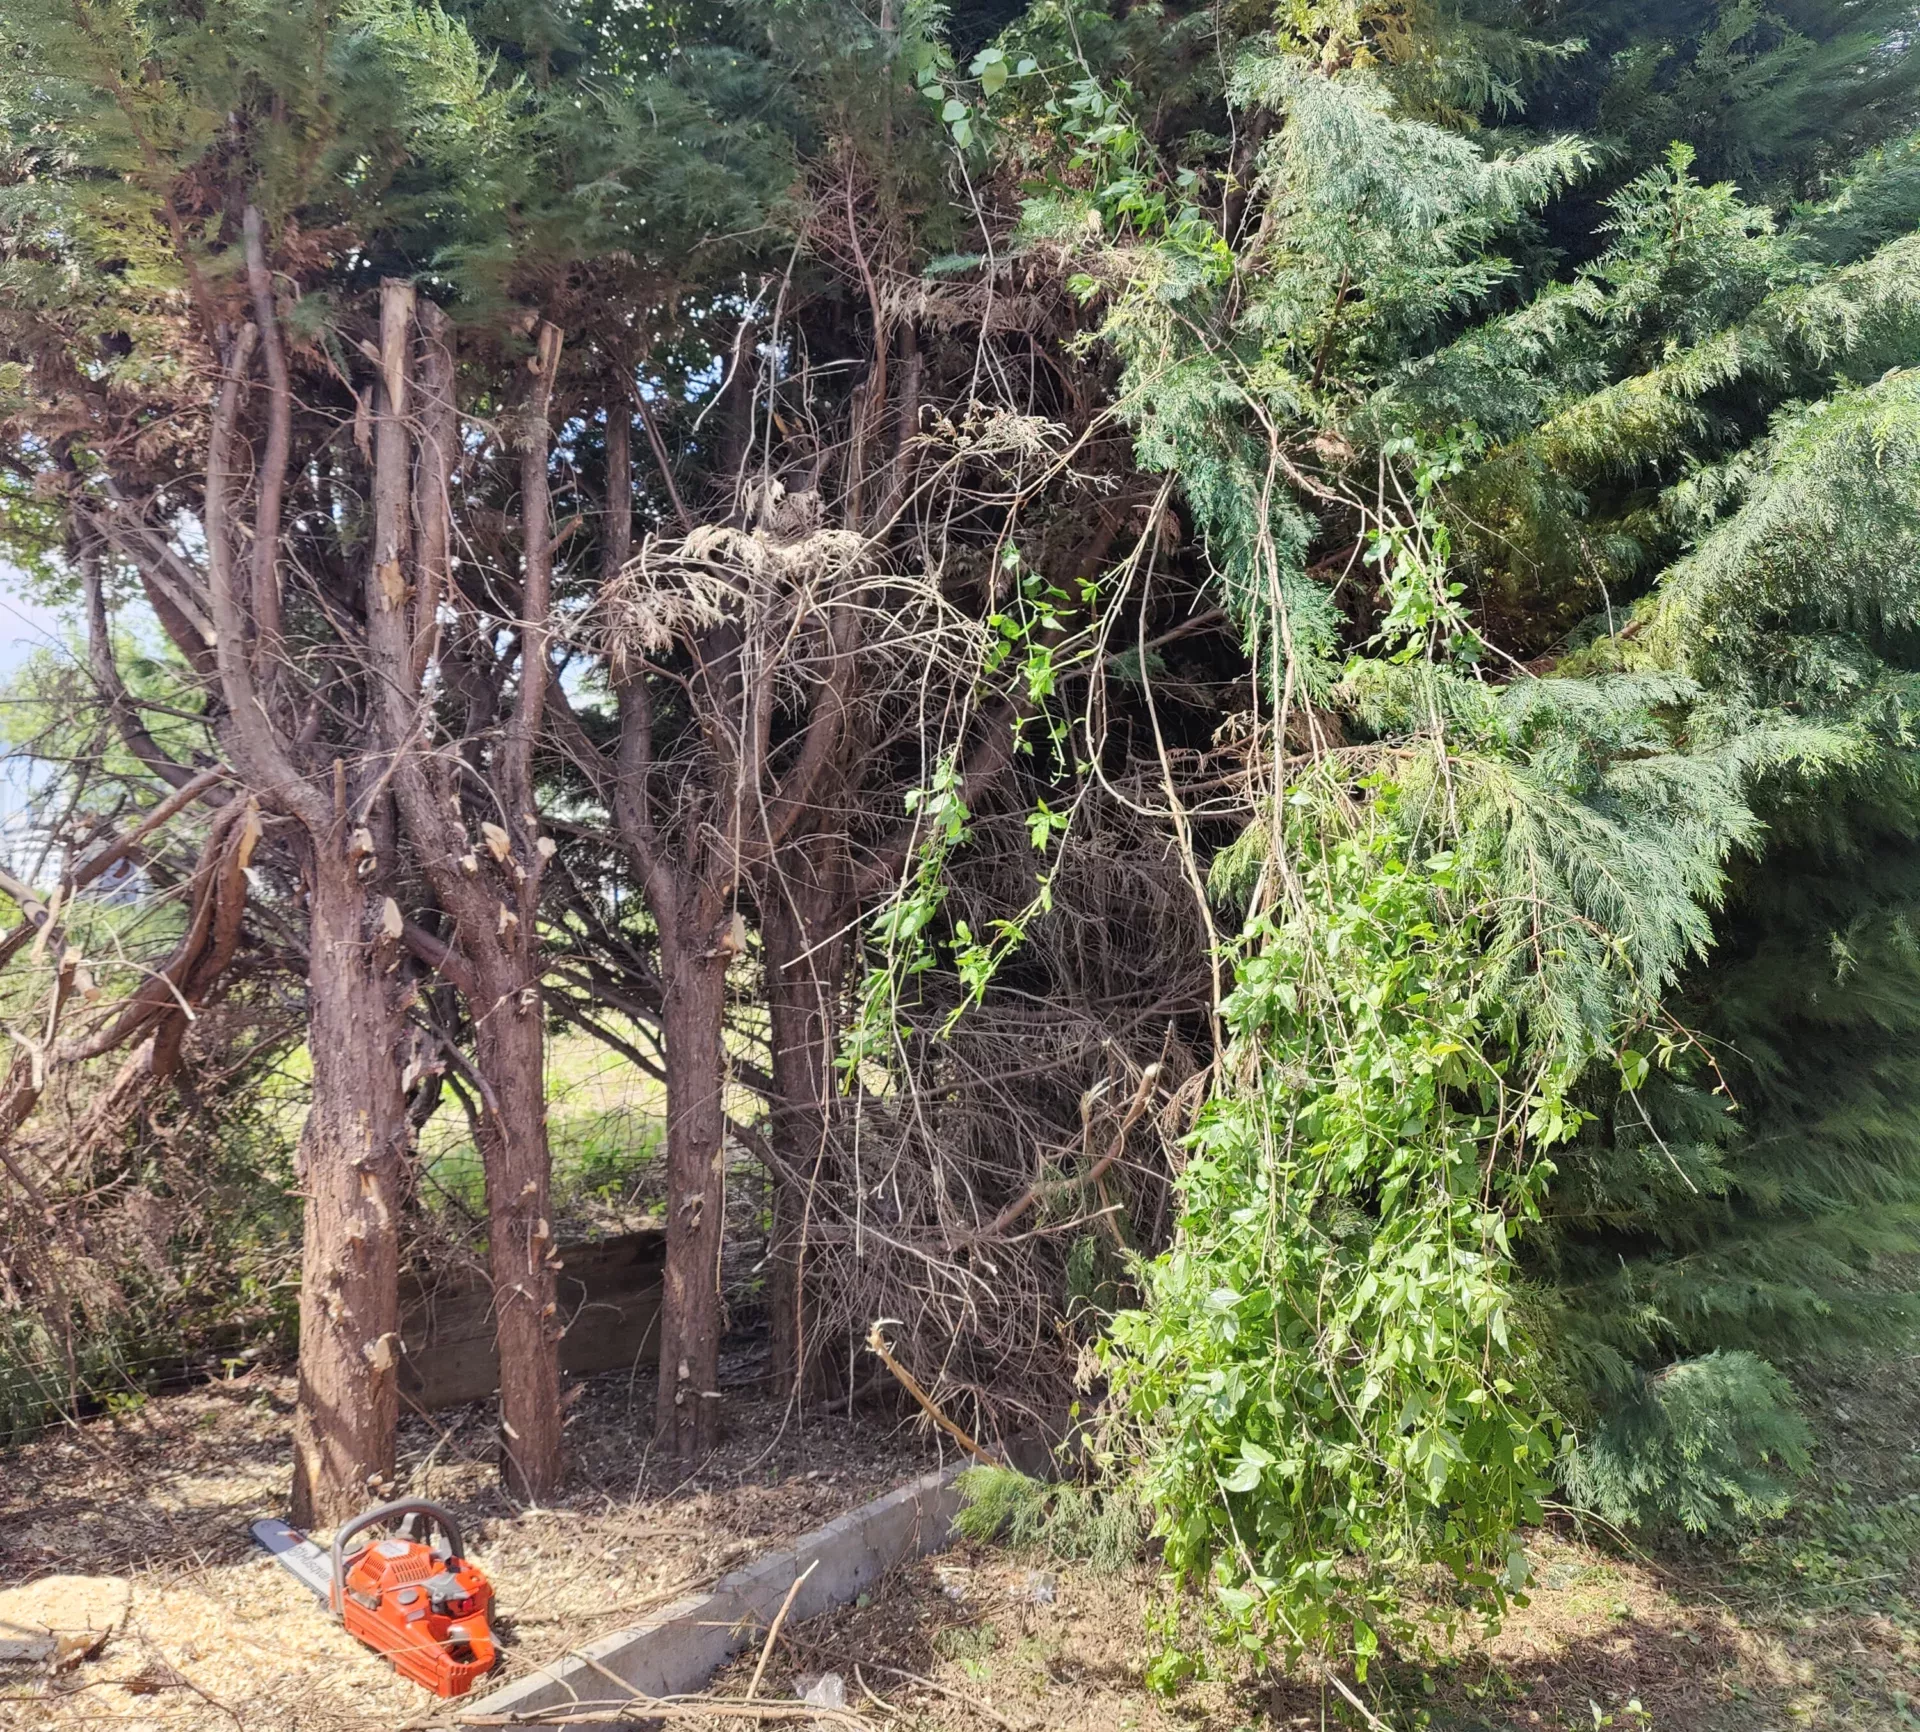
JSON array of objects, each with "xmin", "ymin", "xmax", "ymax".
[{"xmin": 469, "ymin": 1459, "xmax": 970, "ymax": 1724}]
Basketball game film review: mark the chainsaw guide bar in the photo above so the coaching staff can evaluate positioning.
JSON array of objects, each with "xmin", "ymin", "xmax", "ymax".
[{"xmin": 250, "ymin": 1517, "xmax": 332, "ymax": 1604}]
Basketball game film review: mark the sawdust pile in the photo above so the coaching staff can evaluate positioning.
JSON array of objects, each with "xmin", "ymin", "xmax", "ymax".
[{"xmin": 0, "ymin": 1369, "xmax": 938, "ymax": 1729}]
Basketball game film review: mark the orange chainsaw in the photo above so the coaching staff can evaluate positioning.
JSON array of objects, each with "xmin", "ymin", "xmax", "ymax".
[{"xmin": 252, "ymin": 1499, "xmax": 498, "ymax": 1697}]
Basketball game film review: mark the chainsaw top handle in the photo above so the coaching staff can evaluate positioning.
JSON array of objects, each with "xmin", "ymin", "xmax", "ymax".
[{"xmin": 329, "ymin": 1499, "xmax": 468, "ymax": 1615}]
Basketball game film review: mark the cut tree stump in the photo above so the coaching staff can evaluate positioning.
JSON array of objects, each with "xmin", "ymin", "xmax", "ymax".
[
  {"xmin": 398, "ymin": 1229, "xmax": 664, "ymax": 1411},
  {"xmin": 0, "ymin": 1575, "xmax": 130, "ymax": 1666}
]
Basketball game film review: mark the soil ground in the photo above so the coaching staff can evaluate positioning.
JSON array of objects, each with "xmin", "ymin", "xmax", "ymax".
[
  {"xmin": 709, "ymin": 1349, "xmax": 1920, "ymax": 1732},
  {"xmin": 5, "ymin": 1350, "xmax": 1919, "ymax": 1731},
  {"xmin": 0, "ymin": 1360, "xmax": 941, "ymax": 1730}
]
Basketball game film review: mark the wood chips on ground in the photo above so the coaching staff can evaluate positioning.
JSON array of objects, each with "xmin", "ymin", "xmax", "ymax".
[
  {"xmin": 10, "ymin": 1353, "xmax": 1920, "ymax": 1731},
  {"xmin": 0, "ymin": 1366, "xmax": 940, "ymax": 1731}
]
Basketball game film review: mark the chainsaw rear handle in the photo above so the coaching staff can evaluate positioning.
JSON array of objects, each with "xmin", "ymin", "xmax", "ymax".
[{"xmin": 329, "ymin": 1499, "xmax": 467, "ymax": 1615}]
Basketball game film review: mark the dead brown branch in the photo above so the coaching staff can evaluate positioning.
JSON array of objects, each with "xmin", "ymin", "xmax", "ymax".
[
  {"xmin": 865, "ymin": 1321, "xmax": 996, "ymax": 1465},
  {"xmin": 970, "ymin": 1062, "xmax": 1163, "ymax": 1244}
]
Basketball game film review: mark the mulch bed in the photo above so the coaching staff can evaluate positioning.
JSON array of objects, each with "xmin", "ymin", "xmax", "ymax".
[{"xmin": 0, "ymin": 1361, "xmax": 944, "ymax": 1730}]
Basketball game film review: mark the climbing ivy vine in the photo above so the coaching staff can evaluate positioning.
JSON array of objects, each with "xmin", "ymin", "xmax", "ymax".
[{"xmin": 1104, "ymin": 769, "xmax": 1573, "ymax": 1682}]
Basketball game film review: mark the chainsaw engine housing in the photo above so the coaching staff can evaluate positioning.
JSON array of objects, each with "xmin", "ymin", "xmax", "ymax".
[{"xmin": 331, "ymin": 1501, "xmax": 498, "ymax": 1697}]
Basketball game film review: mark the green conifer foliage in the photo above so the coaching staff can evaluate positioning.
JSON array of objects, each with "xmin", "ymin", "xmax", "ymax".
[
  {"xmin": 1538, "ymin": 1, "xmax": 1920, "ymax": 194},
  {"xmin": 1529, "ymin": 371, "xmax": 1920, "ymax": 1529},
  {"xmin": 1371, "ymin": 157, "xmax": 1920, "ymax": 1546},
  {"xmin": 978, "ymin": 0, "xmax": 1920, "ymax": 1668}
]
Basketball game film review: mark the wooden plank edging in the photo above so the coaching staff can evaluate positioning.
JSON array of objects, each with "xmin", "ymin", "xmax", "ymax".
[
  {"xmin": 468, "ymin": 1460, "xmax": 970, "ymax": 1724},
  {"xmin": 399, "ymin": 1230, "xmax": 665, "ymax": 1411}
]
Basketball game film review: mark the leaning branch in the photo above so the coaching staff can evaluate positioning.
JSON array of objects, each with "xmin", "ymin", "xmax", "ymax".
[
  {"xmin": 865, "ymin": 1321, "xmax": 997, "ymax": 1464},
  {"xmin": 81, "ymin": 543, "xmax": 208, "ymax": 792},
  {"xmin": 242, "ymin": 207, "xmax": 290, "ymax": 663},
  {"xmin": 203, "ymin": 324, "xmax": 325, "ymax": 830}
]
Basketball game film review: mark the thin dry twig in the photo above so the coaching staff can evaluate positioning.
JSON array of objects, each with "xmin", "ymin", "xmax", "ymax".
[
  {"xmin": 1315, "ymin": 1664, "xmax": 1399, "ymax": 1732},
  {"xmin": 574, "ymin": 1649, "xmax": 645, "ymax": 1703},
  {"xmin": 446, "ymin": 1696, "xmax": 869, "ymax": 1728},
  {"xmin": 971, "ymin": 1061, "xmax": 1162, "ymax": 1241},
  {"xmin": 136, "ymin": 1635, "xmax": 246, "ymax": 1731},
  {"xmin": 853, "ymin": 1659, "xmax": 1035, "ymax": 1732},
  {"xmin": 746, "ymin": 1558, "xmax": 816, "ymax": 1701}
]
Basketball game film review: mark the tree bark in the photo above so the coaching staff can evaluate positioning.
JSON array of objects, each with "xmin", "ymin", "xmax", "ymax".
[
  {"xmin": 197, "ymin": 227, "xmax": 412, "ymax": 1523},
  {"xmin": 656, "ymin": 923, "xmax": 729, "ymax": 1454},
  {"xmin": 472, "ymin": 959, "xmax": 564, "ymax": 1500},
  {"xmin": 599, "ymin": 405, "xmax": 735, "ymax": 1454},
  {"xmin": 604, "ymin": 404, "xmax": 633, "ymax": 577},
  {"xmin": 290, "ymin": 841, "xmax": 408, "ymax": 1527},
  {"xmin": 364, "ymin": 284, "xmax": 568, "ymax": 1502},
  {"xmin": 762, "ymin": 860, "xmax": 845, "ymax": 1402}
]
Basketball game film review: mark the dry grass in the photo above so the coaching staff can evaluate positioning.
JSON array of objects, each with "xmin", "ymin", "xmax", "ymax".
[
  {"xmin": 7, "ymin": 1353, "xmax": 1920, "ymax": 1732},
  {"xmin": 0, "ymin": 1366, "xmax": 940, "ymax": 1730},
  {"xmin": 686, "ymin": 1524, "xmax": 1918, "ymax": 1732},
  {"xmin": 686, "ymin": 1352, "xmax": 1920, "ymax": 1732}
]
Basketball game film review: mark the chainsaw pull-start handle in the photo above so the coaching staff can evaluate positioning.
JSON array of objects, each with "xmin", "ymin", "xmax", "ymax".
[{"xmin": 329, "ymin": 1499, "xmax": 467, "ymax": 1615}]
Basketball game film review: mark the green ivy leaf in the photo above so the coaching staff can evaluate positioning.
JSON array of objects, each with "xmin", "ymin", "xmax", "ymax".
[{"xmin": 1221, "ymin": 1440, "xmax": 1273, "ymax": 1493}]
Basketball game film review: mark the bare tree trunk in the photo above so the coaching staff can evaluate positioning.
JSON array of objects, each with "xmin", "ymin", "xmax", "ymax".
[
  {"xmin": 657, "ymin": 925, "xmax": 729, "ymax": 1454},
  {"xmin": 604, "ymin": 404, "xmax": 633, "ymax": 576},
  {"xmin": 197, "ymin": 221, "xmax": 413, "ymax": 1524},
  {"xmin": 485, "ymin": 315, "xmax": 565, "ymax": 1499},
  {"xmin": 290, "ymin": 842, "xmax": 407, "ymax": 1527},
  {"xmin": 473, "ymin": 962, "xmax": 564, "ymax": 1499},
  {"xmin": 600, "ymin": 352, "xmax": 868, "ymax": 1451},
  {"xmin": 763, "ymin": 865, "xmax": 844, "ymax": 1402},
  {"xmin": 365, "ymin": 284, "xmax": 568, "ymax": 1501}
]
